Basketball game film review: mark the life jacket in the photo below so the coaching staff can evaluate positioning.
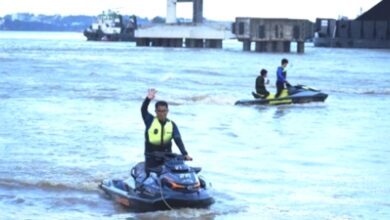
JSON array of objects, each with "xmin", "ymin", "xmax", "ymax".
[
  {"xmin": 147, "ymin": 117, "xmax": 173, "ymax": 146},
  {"xmin": 276, "ymin": 66, "xmax": 287, "ymax": 82}
]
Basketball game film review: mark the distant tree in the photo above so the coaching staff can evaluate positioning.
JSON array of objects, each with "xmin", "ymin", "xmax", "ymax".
[
  {"xmin": 151, "ymin": 16, "xmax": 165, "ymax": 24},
  {"xmin": 0, "ymin": 14, "xmax": 151, "ymax": 31}
]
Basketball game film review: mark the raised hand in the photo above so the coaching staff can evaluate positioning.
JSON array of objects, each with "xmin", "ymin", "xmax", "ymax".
[{"xmin": 147, "ymin": 88, "xmax": 157, "ymax": 100}]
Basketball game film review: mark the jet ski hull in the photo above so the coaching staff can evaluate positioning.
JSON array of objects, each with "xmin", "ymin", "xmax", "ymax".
[
  {"xmin": 235, "ymin": 85, "xmax": 328, "ymax": 106},
  {"xmin": 100, "ymin": 179, "xmax": 214, "ymax": 212},
  {"xmin": 100, "ymin": 154, "xmax": 214, "ymax": 212},
  {"xmin": 235, "ymin": 93, "xmax": 328, "ymax": 105}
]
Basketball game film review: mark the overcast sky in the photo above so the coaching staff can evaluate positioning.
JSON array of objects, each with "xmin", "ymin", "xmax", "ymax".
[{"xmin": 0, "ymin": 0, "xmax": 382, "ymax": 21}]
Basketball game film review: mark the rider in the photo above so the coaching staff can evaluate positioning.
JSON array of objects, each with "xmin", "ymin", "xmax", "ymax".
[
  {"xmin": 275, "ymin": 58, "xmax": 290, "ymax": 98},
  {"xmin": 141, "ymin": 88, "xmax": 192, "ymax": 174},
  {"xmin": 255, "ymin": 69, "xmax": 270, "ymax": 98}
]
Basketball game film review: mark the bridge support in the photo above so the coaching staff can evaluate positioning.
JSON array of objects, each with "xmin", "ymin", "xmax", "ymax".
[{"xmin": 167, "ymin": 0, "xmax": 203, "ymax": 24}]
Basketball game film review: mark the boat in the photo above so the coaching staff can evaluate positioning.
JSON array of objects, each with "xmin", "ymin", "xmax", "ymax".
[
  {"xmin": 99, "ymin": 152, "xmax": 214, "ymax": 212},
  {"xmin": 83, "ymin": 10, "xmax": 137, "ymax": 41},
  {"xmin": 235, "ymin": 84, "xmax": 328, "ymax": 106}
]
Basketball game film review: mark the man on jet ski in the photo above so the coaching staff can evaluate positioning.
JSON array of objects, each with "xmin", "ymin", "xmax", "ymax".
[
  {"xmin": 275, "ymin": 58, "xmax": 291, "ymax": 98},
  {"xmin": 141, "ymin": 88, "xmax": 193, "ymax": 175},
  {"xmin": 255, "ymin": 69, "xmax": 270, "ymax": 98}
]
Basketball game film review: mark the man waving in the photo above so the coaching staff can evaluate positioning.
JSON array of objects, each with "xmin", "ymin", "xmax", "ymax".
[{"xmin": 141, "ymin": 88, "xmax": 192, "ymax": 172}]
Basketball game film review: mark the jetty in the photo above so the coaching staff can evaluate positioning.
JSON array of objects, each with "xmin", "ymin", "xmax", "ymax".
[
  {"xmin": 135, "ymin": 0, "xmax": 233, "ymax": 48},
  {"xmin": 232, "ymin": 18, "xmax": 313, "ymax": 53}
]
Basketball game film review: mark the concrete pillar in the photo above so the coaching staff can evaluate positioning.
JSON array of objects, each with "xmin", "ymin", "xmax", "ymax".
[
  {"xmin": 283, "ymin": 41, "xmax": 291, "ymax": 52},
  {"xmin": 166, "ymin": 0, "xmax": 177, "ymax": 24},
  {"xmin": 162, "ymin": 38, "xmax": 170, "ymax": 47},
  {"xmin": 193, "ymin": 0, "xmax": 203, "ymax": 24},
  {"xmin": 185, "ymin": 39, "xmax": 204, "ymax": 48},
  {"xmin": 136, "ymin": 38, "xmax": 143, "ymax": 47},
  {"xmin": 195, "ymin": 39, "xmax": 204, "ymax": 48},
  {"xmin": 275, "ymin": 41, "xmax": 284, "ymax": 52},
  {"xmin": 136, "ymin": 38, "xmax": 150, "ymax": 47},
  {"xmin": 151, "ymin": 38, "xmax": 163, "ymax": 47},
  {"xmin": 265, "ymin": 42, "xmax": 273, "ymax": 52},
  {"xmin": 297, "ymin": 41, "xmax": 305, "ymax": 53},
  {"xmin": 169, "ymin": 38, "xmax": 183, "ymax": 47},
  {"xmin": 185, "ymin": 39, "xmax": 191, "ymax": 47},
  {"xmin": 255, "ymin": 42, "xmax": 266, "ymax": 52},
  {"xmin": 205, "ymin": 39, "xmax": 222, "ymax": 48},
  {"xmin": 243, "ymin": 40, "xmax": 251, "ymax": 51}
]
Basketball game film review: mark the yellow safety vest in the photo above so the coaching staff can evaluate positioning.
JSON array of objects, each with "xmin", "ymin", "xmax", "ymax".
[{"xmin": 148, "ymin": 118, "xmax": 173, "ymax": 146}]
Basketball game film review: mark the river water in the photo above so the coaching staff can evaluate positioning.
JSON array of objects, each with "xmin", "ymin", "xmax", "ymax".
[{"xmin": 0, "ymin": 31, "xmax": 389, "ymax": 220}]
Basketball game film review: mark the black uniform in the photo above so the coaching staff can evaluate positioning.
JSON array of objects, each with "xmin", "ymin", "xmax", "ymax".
[{"xmin": 255, "ymin": 75, "xmax": 270, "ymax": 98}]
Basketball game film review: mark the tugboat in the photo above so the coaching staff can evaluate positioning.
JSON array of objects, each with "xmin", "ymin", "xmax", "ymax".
[{"xmin": 83, "ymin": 10, "xmax": 137, "ymax": 41}]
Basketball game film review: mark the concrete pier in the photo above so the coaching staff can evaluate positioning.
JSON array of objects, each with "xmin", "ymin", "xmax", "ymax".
[
  {"xmin": 297, "ymin": 42, "xmax": 304, "ymax": 53},
  {"xmin": 232, "ymin": 18, "xmax": 313, "ymax": 53},
  {"xmin": 135, "ymin": 0, "xmax": 231, "ymax": 49},
  {"xmin": 135, "ymin": 25, "xmax": 230, "ymax": 48}
]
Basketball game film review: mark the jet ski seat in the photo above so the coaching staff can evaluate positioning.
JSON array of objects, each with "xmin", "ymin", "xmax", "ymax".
[{"xmin": 252, "ymin": 91, "xmax": 266, "ymax": 99}]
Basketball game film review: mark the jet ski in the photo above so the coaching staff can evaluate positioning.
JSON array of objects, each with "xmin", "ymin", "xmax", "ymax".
[
  {"xmin": 235, "ymin": 84, "xmax": 328, "ymax": 106},
  {"xmin": 99, "ymin": 152, "xmax": 214, "ymax": 212}
]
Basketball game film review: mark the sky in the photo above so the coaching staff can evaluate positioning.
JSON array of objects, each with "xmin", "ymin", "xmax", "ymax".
[{"xmin": 0, "ymin": 0, "xmax": 383, "ymax": 21}]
